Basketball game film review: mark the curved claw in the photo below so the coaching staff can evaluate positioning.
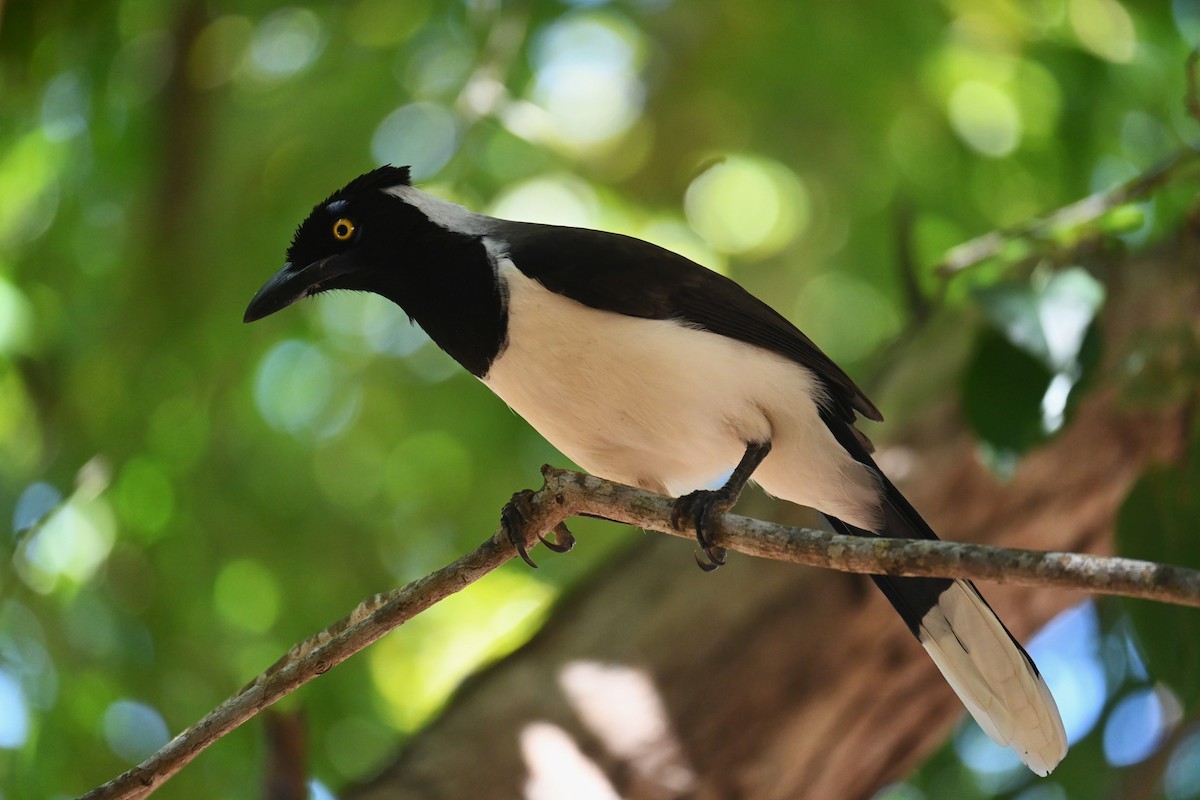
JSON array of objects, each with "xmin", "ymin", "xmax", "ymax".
[
  {"xmin": 694, "ymin": 546, "xmax": 726, "ymax": 572},
  {"xmin": 672, "ymin": 442, "xmax": 769, "ymax": 573},
  {"xmin": 502, "ymin": 492, "xmax": 577, "ymax": 567},
  {"xmin": 673, "ymin": 488, "xmax": 732, "ymax": 571},
  {"xmin": 539, "ymin": 521, "xmax": 575, "ymax": 553},
  {"xmin": 501, "ymin": 490, "xmax": 540, "ymax": 569}
]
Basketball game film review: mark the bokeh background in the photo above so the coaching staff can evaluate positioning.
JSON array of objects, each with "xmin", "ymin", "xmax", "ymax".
[{"xmin": 2, "ymin": 1, "xmax": 1200, "ymax": 798}]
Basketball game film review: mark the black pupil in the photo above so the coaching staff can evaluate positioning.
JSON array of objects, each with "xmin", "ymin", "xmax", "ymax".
[{"xmin": 336, "ymin": 222, "xmax": 350, "ymax": 237}]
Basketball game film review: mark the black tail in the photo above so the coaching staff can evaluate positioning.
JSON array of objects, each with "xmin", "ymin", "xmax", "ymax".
[{"xmin": 819, "ymin": 409, "xmax": 1067, "ymax": 774}]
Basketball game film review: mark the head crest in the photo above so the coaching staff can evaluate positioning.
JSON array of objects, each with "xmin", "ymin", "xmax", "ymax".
[
  {"xmin": 287, "ymin": 166, "xmax": 411, "ymax": 260},
  {"xmin": 319, "ymin": 165, "xmax": 411, "ymax": 208},
  {"xmin": 341, "ymin": 165, "xmax": 412, "ymax": 195}
]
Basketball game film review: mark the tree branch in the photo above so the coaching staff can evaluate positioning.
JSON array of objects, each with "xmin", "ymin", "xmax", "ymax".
[
  {"xmin": 542, "ymin": 467, "xmax": 1200, "ymax": 605},
  {"xmin": 934, "ymin": 145, "xmax": 1200, "ymax": 278},
  {"xmin": 78, "ymin": 465, "xmax": 1200, "ymax": 800}
]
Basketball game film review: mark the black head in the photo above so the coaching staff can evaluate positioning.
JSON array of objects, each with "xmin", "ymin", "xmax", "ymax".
[{"xmin": 244, "ymin": 165, "xmax": 414, "ymax": 323}]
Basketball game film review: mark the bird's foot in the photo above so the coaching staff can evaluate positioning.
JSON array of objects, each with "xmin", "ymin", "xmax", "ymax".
[
  {"xmin": 501, "ymin": 489, "xmax": 575, "ymax": 569},
  {"xmin": 671, "ymin": 488, "xmax": 734, "ymax": 571}
]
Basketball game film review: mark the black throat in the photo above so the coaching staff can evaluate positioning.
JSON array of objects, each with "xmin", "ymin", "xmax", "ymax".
[{"xmin": 362, "ymin": 221, "xmax": 507, "ymax": 378}]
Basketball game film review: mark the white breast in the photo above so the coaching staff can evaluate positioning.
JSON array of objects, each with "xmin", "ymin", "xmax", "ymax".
[{"xmin": 482, "ymin": 260, "xmax": 882, "ymax": 528}]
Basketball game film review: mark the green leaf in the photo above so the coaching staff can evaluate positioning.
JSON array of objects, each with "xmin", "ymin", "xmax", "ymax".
[
  {"xmin": 964, "ymin": 266, "xmax": 1107, "ymax": 457},
  {"xmin": 961, "ymin": 327, "xmax": 1054, "ymax": 458},
  {"xmin": 1116, "ymin": 440, "xmax": 1200, "ymax": 711},
  {"xmin": 1037, "ymin": 267, "xmax": 1106, "ymax": 371}
]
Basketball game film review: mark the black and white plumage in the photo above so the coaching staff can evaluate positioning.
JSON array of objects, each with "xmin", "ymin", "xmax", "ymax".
[{"xmin": 245, "ymin": 165, "xmax": 1067, "ymax": 775}]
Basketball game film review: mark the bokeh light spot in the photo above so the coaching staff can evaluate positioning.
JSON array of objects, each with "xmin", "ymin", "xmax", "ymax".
[
  {"xmin": 406, "ymin": 37, "xmax": 474, "ymax": 98},
  {"xmin": 792, "ymin": 272, "xmax": 900, "ymax": 363},
  {"xmin": 19, "ymin": 497, "xmax": 116, "ymax": 593},
  {"xmin": 254, "ymin": 339, "xmax": 334, "ymax": 435},
  {"xmin": 0, "ymin": 671, "xmax": 30, "ymax": 748},
  {"xmin": 948, "ymin": 81, "xmax": 1022, "ymax": 157},
  {"xmin": 528, "ymin": 12, "xmax": 646, "ymax": 152},
  {"xmin": 319, "ymin": 292, "xmax": 429, "ymax": 357},
  {"xmin": 1176, "ymin": 0, "xmax": 1200, "ymax": 48},
  {"xmin": 13, "ymin": 482, "xmax": 62, "ymax": 534},
  {"xmin": 1068, "ymin": 0, "xmax": 1136, "ymax": 63},
  {"xmin": 1165, "ymin": 728, "xmax": 1200, "ymax": 799},
  {"xmin": 684, "ymin": 155, "xmax": 809, "ymax": 259},
  {"xmin": 1103, "ymin": 687, "xmax": 1172, "ymax": 766},
  {"xmin": 368, "ymin": 569, "xmax": 552, "ymax": 730},
  {"xmin": 102, "ymin": 699, "xmax": 169, "ymax": 764},
  {"xmin": 0, "ymin": 601, "xmax": 59, "ymax": 710},
  {"xmin": 246, "ymin": 7, "xmax": 324, "ymax": 80},
  {"xmin": 0, "ymin": 277, "xmax": 32, "ymax": 355},
  {"xmin": 371, "ymin": 102, "xmax": 458, "ymax": 181},
  {"xmin": 0, "ymin": 131, "xmax": 61, "ymax": 246},
  {"xmin": 490, "ymin": 174, "xmax": 602, "ymax": 228},
  {"xmin": 40, "ymin": 72, "xmax": 89, "ymax": 142},
  {"xmin": 213, "ymin": 559, "xmax": 281, "ymax": 634},
  {"xmin": 310, "ymin": 779, "xmax": 339, "ymax": 800}
]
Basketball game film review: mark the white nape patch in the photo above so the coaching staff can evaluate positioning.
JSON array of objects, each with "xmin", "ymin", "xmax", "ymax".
[
  {"xmin": 918, "ymin": 581, "xmax": 1068, "ymax": 776},
  {"xmin": 385, "ymin": 185, "xmax": 497, "ymax": 237},
  {"xmin": 482, "ymin": 261, "xmax": 882, "ymax": 527}
]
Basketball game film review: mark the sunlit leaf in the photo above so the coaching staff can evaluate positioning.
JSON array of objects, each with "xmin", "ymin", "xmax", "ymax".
[
  {"xmin": 964, "ymin": 266, "xmax": 1106, "ymax": 455},
  {"xmin": 972, "ymin": 266, "xmax": 1105, "ymax": 372}
]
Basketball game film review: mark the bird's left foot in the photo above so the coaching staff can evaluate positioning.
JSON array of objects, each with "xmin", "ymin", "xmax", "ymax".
[
  {"xmin": 671, "ymin": 440, "xmax": 773, "ymax": 572},
  {"xmin": 671, "ymin": 488, "xmax": 735, "ymax": 571},
  {"xmin": 501, "ymin": 489, "xmax": 575, "ymax": 569}
]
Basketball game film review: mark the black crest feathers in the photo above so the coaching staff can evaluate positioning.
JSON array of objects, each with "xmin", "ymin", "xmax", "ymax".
[
  {"xmin": 340, "ymin": 165, "xmax": 412, "ymax": 195},
  {"xmin": 287, "ymin": 166, "xmax": 413, "ymax": 259}
]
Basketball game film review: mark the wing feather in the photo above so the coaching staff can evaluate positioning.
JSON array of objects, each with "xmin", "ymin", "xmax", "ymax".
[{"xmin": 497, "ymin": 222, "xmax": 882, "ymax": 426}]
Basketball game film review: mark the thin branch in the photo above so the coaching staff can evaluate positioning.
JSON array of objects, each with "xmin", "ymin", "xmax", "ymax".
[
  {"xmin": 1186, "ymin": 50, "xmax": 1200, "ymax": 127},
  {"xmin": 544, "ymin": 467, "xmax": 1200, "ymax": 606},
  {"xmin": 935, "ymin": 146, "xmax": 1200, "ymax": 278},
  {"xmin": 78, "ymin": 466, "xmax": 1200, "ymax": 800},
  {"xmin": 892, "ymin": 200, "xmax": 932, "ymax": 324},
  {"xmin": 78, "ymin": 537, "xmax": 521, "ymax": 800}
]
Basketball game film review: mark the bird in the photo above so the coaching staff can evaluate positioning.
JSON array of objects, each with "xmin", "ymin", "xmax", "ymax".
[{"xmin": 244, "ymin": 164, "xmax": 1068, "ymax": 775}]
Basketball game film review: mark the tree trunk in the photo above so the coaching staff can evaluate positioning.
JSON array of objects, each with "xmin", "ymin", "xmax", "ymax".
[{"xmin": 348, "ymin": 239, "xmax": 1195, "ymax": 800}]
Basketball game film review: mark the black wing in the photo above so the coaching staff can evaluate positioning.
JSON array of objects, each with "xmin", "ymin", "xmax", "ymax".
[{"xmin": 496, "ymin": 222, "xmax": 883, "ymax": 427}]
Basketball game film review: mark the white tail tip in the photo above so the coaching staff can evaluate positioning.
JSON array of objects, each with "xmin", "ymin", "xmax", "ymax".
[{"xmin": 918, "ymin": 581, "xmax": 1068, "ymax": 776}]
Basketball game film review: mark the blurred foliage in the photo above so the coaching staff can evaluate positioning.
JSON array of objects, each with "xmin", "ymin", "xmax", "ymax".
[
  {"xmin": 1, "ymin": 0, "xmax": 1199, "ymax": 798},
  {"xmin": 1118, "ymin": 435, "xmax": 1200, "ymax": 712},
  {"xmin": 962, "ymin": 265, "xmax": 1105, "ymax": 471}
]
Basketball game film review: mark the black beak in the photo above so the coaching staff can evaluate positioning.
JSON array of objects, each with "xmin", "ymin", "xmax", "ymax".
[{"xmin": 244, "ymin": 256, "xmax": 350, "ymax": 323}]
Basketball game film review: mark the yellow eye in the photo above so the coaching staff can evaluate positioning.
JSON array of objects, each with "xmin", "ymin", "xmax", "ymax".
[{"xmin": 332, "ymin": 218, "xmax": 355, "ymax": 241}]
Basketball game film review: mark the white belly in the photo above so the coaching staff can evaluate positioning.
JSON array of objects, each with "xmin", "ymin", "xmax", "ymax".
[{"xmin": 482, "ymin": 261, "xmax": 882, "ymax": 529}]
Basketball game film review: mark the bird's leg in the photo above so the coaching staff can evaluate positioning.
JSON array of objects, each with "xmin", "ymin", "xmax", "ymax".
[
  {"xmin": 671, "ymin": 440, "xmax": 772, "ymax": 571},
  {"xmin": 501, "ymin": 489, "xmax": 575, "ymax": 569}
]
